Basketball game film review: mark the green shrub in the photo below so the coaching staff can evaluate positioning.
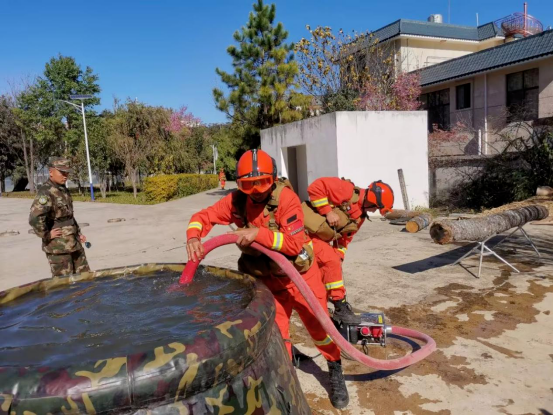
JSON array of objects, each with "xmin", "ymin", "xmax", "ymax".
[{"xmin": 143, "ymin": 174, "xmax": 218, "ymax": 202}]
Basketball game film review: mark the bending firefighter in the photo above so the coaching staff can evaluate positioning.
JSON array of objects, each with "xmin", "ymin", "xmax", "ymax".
[
  {"xmin": 304, "ymin": 177, "xmax": 394, "ymax": 323},
  {"xmin": 186, "ymin": 150, "xmax": 349, "ymax": 409}
]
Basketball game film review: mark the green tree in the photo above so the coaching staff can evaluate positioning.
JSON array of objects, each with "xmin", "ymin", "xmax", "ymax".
[
  {"xmin": 0, "ymin": 95, "xmax": 21, "ymax": 192},
  {"xmin": 213, "ymin": 0, "xmax": 309, "ymax": 148},
  {"xmin": 208, "ymin": 123, "xmax": 246, "ymax": 179},
  {"xmin": 185, "ymin": 126, "xmax": 212, "ymax": 174},
  {"xmin": 10, "ymin": 56, "xmax": 100, "ymax": 192},
  {"xmin": 108, "ymin": 100, "xmax": 169, "ymax": 198}
]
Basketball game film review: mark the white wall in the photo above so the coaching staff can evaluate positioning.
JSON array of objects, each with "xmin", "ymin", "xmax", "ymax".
[
  {"xmin": 335, "ymin": 112, "xmax": 429, "ymax": 209},
  {"xmin": 261, "ymin": 113, "xmax": 339, "ymax": 200},
  {"xmin": 261, "ymin": 111, "xmax": 429, "ymax": 210}
]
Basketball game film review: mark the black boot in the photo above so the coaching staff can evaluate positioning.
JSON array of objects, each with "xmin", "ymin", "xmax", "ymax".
[
  {"xmin": 327, "ymin": 360, "xmax": 349, "ymax": 409},
  {"xmin": 331, "ymin": 298, "xmax": 361, "ymax": 324}
]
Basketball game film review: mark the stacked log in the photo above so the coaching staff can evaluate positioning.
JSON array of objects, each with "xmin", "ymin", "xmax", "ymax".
[
  {"xmin": 430, "ymin": 205, "xmax": 549, "ymax": 245},
  {"xmin": 405, "ymin": 213, "xmax": 433, "ymax": 233}
]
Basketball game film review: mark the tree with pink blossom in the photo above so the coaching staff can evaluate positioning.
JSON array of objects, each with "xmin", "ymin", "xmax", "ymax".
[{"xmin": 166, "ymin": 106, "xmax": 201, "ymax": 136}]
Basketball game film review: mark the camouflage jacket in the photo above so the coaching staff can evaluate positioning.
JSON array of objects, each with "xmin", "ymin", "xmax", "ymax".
[{"xmin": 29, "ymin": 179, "xmax": 82, "ymax": 254}]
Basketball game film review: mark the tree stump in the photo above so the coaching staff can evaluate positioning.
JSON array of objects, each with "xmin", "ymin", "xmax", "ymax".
[
  {"xmin": 406, "ymin": 214, "xmax": 433, "ymax": 233},
  {"xmin": 430, "ymin": 205, "xmax": 549, "ymax": 244}
]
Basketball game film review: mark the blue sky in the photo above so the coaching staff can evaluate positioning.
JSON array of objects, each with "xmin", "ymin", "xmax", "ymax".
[{"xmin": 1, "ymin": 0, "xmax": 551, "ymax": 123}]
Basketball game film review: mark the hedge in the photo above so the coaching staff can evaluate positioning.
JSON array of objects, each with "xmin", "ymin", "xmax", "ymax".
[{"xmin": 143, "ymin": 174, "xmax": 219, "ymax": 202}]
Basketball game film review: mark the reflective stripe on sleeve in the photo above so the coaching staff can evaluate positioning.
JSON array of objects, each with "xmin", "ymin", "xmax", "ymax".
[
  {"xmin": 272, "ymin": 232, "xmax": 284, "ymax": 251},
  {"xmin": 325, "ymin": 280, "xmax": 344, "ymax": 290},
  {"xmin": 187, "ymin": 222, "xmax": 203, "ymax": 231},
  {"xmin": 311, "ymin": 197, "xmax": 329, "ymax": 208}
]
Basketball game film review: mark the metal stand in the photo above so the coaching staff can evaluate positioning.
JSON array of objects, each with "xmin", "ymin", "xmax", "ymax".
[{"xmin": 452, "ymin": 226, "xmax": 540, "ymax": 278}]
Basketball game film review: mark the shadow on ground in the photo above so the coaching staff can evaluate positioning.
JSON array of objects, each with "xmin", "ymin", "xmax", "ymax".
[
  {"xmin": 393, "ymin": 232, "xmax": 553, "ymax": 276},
  {"xmin": 205, "ymin": 189, "xmax": 234, "ymax": 196}
]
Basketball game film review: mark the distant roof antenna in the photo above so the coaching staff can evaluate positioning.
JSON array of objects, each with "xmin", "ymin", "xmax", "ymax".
[{"xmin": 476, "ymin": 12, "xmax": 479, "ymax": 26}]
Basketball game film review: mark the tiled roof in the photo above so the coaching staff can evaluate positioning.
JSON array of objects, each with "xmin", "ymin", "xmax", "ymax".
[
  {"xmin": 368, "ymin": 19, "xmax": 503, "ymax": 44},
  {"xmin": 417, "ymin": 29, "xmax": 553, "ymax": 86}
]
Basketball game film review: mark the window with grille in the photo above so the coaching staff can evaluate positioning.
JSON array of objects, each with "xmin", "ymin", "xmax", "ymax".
[{"xmin": 507, "ymin": 68, "xmax": 539, "ymax": 122}]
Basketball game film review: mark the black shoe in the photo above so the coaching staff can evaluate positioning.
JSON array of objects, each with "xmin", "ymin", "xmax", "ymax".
[
  {"xmin": 331, "ymin": 299, "xmax": 361, "ymax": 324},
  {"xmin": 327, "ymin": 360, "xmax": 349, "ymax": 409}
]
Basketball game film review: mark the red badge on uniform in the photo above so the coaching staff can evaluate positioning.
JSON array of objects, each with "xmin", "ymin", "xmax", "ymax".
[{"xmin": 285, "ymin": 215, "xmax": 304, "ymax": 235}]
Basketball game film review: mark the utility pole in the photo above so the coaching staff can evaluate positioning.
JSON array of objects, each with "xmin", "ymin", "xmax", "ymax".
[{"xmin": 60, "ymin": 94, "xmax": 95, "ymax": 200}]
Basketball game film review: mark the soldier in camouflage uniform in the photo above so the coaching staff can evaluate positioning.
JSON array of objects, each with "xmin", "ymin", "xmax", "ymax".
[{"xmin": 29, "ymin": 157, "xmax": 90, "ymax": 277}]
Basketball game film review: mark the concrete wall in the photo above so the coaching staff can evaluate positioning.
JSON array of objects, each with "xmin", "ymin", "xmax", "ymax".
[
  {"xmin": 261, "ymin": 113, "xmax": 339, "ymax": 201},
  {"xmin": 335, "ymin": 112, "xmax": 429, "ymax": 209},
  {"xmin": 261, "ymin": 111, "xmax": 429, "ymax": 210}
]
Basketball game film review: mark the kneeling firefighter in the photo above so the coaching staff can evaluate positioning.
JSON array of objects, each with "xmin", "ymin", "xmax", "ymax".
[
  {"xmin": 303, "ymin": 177, "xmax": 394, "ymax": 324},
  {"xmin": 186, "ymin": 150, "xmax": 349, "ymax": 409}
]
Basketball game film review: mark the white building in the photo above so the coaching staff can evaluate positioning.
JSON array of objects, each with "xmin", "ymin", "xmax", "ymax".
[{"xmin": 261, "ymin": 111, "xmax": 429, "ymax": 211}]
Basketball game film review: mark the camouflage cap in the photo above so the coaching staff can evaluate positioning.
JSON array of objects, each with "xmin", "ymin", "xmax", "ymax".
[{"xmin": 48, "ymin": 157, "xmax": 72, "ymax": 173}]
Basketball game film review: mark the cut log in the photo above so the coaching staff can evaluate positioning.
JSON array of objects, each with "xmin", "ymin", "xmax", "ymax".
[
  {"xmin": 385, "ymin": 210, "xmax": 422, "ymax": 220},
  {"xmin": 406, "ymin": 213, "xmax": 433, "ymax": 233},
  {"xmin": 430, "ymin": 205, "xmax": 549, "ymax": 244},
  {"xmin": 536, "ymin": 186, "xmax": 553, "ymax": 196}
]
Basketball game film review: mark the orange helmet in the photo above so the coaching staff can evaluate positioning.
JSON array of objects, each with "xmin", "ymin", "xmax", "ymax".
[
  {"xmin": 236, "ymin": 149, "xmax": 276, "ymax": 195},
  {"xmin": 364, "ymin": 181, "xmax": 394, "ymax": 215}
]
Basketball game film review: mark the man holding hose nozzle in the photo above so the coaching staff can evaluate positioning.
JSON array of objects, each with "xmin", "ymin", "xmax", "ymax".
[
  {"xmin": 186, "ymin": 149, "xmax": 349, "ymax": 409},
  {"xmin": 305, "ymin": 178, "xmax": 394, "ymax": 323}
]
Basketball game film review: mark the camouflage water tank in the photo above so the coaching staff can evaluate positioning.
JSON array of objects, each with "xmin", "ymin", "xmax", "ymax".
[{"xmin": 0, "ymin": 263, "xmax": 310, "ymax": 414}]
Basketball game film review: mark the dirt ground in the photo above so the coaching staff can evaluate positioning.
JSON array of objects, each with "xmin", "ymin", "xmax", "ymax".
[
  {"xmin": 290, "ymin": 219, "xmax": 553, "ymax": 415},
  {"xmin": 1, "ymin": 190, "xmax": 552, "ymax": 414}
]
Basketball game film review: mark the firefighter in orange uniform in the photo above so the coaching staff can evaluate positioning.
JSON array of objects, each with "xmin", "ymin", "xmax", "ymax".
[
  {"xmin": 218, "ymin": 168, "xmax": 226, "ymax": 190},
  {"xmin": 186, "ymin": 150, "xmax": 349, "ymax": 409},
  {"xmin": 307, "ymin": 177, "xmax": 394, "ymax": 323}
]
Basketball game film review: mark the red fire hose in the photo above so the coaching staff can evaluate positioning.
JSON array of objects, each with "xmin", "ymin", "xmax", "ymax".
[{"xmin": 180, "ymin": 234, "xmax": 436, "ymax": 371}]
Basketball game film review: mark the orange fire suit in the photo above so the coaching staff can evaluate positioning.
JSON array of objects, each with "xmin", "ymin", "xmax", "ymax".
[
  {"xmin": 218, "ymin": 171, "xmax": 226, "ymax": 189},
  {"xmin": 186, "ymin": 187, "xmax": 341, "ymax": 361},
  {"xmin": 307, "ymin": 177, "xmax": 366, "ymax": 300}
]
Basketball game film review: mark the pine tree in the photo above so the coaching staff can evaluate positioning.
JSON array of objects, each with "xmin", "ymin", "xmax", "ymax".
[{"xmin": 213, "ymin": 0, "xmax": 310, "ymax": 148}]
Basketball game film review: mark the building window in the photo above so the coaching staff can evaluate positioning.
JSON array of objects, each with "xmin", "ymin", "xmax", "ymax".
[
  {"xmin": 507, "ymin": 68, "xmax": 539, "ymax": 122},
  {"xmin": 456, "ymin": 83, "xmax": 471, "ymax": 110},
  {"xmin": 420, "ymin": 88, "xmax": 450, "ymax": 131}
]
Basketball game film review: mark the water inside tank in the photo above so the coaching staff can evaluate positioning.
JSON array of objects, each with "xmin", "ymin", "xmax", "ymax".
[{"xmin": 0, "ymin": 268, "xmax": 252, "ymax": 368}]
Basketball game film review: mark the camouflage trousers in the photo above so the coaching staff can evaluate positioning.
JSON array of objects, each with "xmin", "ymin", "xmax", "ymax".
[{"xmin": 46, "ymin": 248, "xmax": 90, "ymax": 277}]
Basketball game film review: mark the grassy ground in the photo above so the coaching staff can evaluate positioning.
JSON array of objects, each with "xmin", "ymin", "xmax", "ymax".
[{"xmin": 1, "ymin": 189, "xmax": 156, "ymax": 205}]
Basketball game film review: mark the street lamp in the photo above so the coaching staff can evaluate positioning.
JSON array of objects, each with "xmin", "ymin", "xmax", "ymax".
[
  {"xmin": 211, "ymin": 144, "xmax": 218, "ymax": 174},
  {"xmin": 60, "ymin": 94, "xmax": 95, "ymax": 201}
]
